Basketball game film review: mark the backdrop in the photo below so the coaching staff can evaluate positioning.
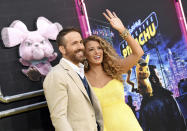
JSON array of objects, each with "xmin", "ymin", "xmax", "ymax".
[{"xmin": 85, "ymin": 0, "xmax": 187, "ymax": 123}]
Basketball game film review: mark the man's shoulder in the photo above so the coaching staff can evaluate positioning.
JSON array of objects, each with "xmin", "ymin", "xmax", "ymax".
[
  {"xmin": 43, "ymin": 63, "xmax": 67, "ymax": 85},
  {"xmin": 53, "ymin": 63, "xmax": 65, "ymax": 71},
  {"xmin": 47, "ymin": 64, "xmax": 66, "ymax": 75}
]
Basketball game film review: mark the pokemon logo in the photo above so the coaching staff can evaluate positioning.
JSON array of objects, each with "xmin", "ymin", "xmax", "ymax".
[{"xmin": 120, "ymin": 12, "xmax": 158, "ymax": 57}]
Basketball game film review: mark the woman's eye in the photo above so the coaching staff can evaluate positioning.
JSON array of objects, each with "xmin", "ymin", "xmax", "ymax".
[{"xmin": 98, "ymin": 47, "xmax": 102, "ymax": 50}]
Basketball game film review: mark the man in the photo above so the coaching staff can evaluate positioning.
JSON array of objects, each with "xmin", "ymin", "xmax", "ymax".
[{"xmin": 43, "ymin": 28, "xmax": 103, "ymax": 131}]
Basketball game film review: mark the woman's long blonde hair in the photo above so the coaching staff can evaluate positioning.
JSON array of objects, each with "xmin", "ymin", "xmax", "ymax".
[{"xmin": 83, "ymin": 35, "xmax": 124, "ymax": 82}]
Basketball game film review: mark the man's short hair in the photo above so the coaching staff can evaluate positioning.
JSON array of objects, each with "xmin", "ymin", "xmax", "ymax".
[{"xmin": 56, "ymin": 27, "xmax": 81, "ymax": 47}]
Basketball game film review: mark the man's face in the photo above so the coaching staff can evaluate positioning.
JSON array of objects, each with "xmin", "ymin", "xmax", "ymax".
[{"xmin": 60, "ymin": 31, "xmax": 85, "ymax": 65}]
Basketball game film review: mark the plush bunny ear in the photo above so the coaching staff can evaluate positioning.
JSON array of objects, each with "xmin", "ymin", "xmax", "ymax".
[
  {"xmin": 10, "ymin": 20, "xmax": 28, "ymax": 34},
  {"xmin": 1, "ymin": 20, "xmax": 28, "ymax": 47},
  {"xmin": 37, "ymin": 16, "xmax": 62, "ymax": 40}
]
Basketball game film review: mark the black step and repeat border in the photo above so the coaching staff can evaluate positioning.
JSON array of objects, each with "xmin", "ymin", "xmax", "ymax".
[{"xmin": 0, "ymin": 0, "xmax": 80, "ymax": 130}]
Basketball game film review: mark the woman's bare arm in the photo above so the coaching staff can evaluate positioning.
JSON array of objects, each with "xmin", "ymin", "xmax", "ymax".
[{"xmin": 103, "ymin": 9, "xmax": 144, "ymax": 73}]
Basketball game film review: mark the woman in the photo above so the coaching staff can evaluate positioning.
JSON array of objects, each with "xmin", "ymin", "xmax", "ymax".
[{"xmin": 83, "ymin": 9, "xmax": 144, "ymax": 131}]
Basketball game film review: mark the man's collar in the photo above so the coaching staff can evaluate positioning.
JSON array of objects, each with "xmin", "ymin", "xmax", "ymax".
[
  {"xmin": 61, "ymin": 58, "xmax": 84, "ymax": 78},
  {"xmin": 62, "ymin": 58, "xmax": 83, "ymax": 68}
]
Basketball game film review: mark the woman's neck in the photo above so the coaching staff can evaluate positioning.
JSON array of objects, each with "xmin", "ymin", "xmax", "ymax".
[
  {"xmin": 85, "ymin": 63, "xmax": 113, "ymax": 88},
  {"xmin": 88, "ymin": 64, "xmax": 104, "ymax": 75}
]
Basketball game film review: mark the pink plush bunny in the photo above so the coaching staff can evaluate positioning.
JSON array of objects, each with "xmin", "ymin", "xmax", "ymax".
[{"xmin": 1, "ymin": 17, "xmax": 62, "ymax": 81}]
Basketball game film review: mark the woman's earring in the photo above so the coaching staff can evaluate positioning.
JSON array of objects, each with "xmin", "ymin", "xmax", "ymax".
[{"xmin": 84, "ymin": 59, "xmax": 89, "ymax": 70}]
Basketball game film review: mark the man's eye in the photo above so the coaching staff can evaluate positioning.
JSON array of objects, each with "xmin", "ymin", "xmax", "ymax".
[
  {"xmin": 89, "ymin": 48, "xmax": 94, "ymax": 51},
  {"xmin": 72, "ymin": 42, "xmax": 77, "ymax": 45}
]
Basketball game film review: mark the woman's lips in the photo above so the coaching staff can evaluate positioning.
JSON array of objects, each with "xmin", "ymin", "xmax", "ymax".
[{"xmin": 94, "ymin": 55, "xmax": 101, "ymax": 60}]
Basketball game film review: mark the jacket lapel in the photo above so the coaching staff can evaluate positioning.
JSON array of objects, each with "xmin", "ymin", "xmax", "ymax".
[{"xmin": 59, "ymin": 59, "xmax": 92, "ymax": 104}]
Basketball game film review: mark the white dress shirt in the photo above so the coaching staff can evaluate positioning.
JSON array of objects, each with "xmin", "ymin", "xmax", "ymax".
[{"xmin": 62, "ymin": 58, "xmax": 85, "ymax": 79}]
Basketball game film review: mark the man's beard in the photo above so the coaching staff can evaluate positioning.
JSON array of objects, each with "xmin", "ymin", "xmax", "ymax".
[{"xmin": 66, "ymin": 49, "xmax": 85, "ymax": 64}]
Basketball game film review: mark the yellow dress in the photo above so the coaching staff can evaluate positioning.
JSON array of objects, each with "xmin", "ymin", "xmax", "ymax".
[{"xmin": 92, "ymin": 79, "xmax": 142, "ymax": 131}]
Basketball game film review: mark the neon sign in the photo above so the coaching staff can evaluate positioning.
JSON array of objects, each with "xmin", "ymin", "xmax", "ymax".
[{"xmin": 120, "ymin": 12, "xmax": 159, "ymax": 57}]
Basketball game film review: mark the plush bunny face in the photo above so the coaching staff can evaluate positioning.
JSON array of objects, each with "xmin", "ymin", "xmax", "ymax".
[
  {"xmin": 1, "ymin": 17, "xmax": 62, "ymax": 61},
  {"xmin": 19, "ymin": 32, "xmax": 54, "ymax": 61},
  {"xmin": 1, "ymin": 17, "xmax": 62, "ymax": 81}
]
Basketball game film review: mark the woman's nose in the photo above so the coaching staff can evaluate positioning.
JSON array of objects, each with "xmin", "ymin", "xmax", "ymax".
[{"xmin": 95, "ymin": 49, "xmax": 100, "ymax": 54}]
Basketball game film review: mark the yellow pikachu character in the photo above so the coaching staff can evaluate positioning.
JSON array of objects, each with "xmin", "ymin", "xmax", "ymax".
[
  {"xmin": 127, "ymin": 55, "xmax": 153, "ymax": 96},
  {"xmin": 136, "ymin": 55, "xmax": 153, "ymax": 96}
]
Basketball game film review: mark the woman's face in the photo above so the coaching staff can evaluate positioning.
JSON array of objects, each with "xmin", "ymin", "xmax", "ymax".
[{"xmin": 85, "ymin": 40, "xmax": 103, "ymax": 65}]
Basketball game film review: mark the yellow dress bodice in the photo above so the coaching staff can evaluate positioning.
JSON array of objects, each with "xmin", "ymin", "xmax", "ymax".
[{"xmin": 92, "ymin": 79, "xmax": 142, "ymax": 131}]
